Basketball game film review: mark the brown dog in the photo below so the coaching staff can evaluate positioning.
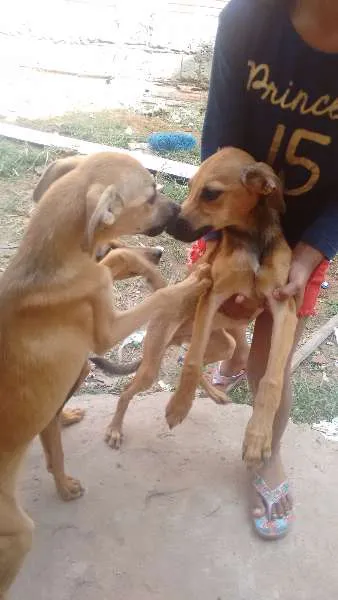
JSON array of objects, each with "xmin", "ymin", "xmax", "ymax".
[
  {"xmin": 0, "ymin": 152, "xmax": 211, "ymax": 596},
  {"xmin": 95, "ymin": 148, "xmax": 297, "ymax": 469},
  {"xmin": 41, "ymin": 240, "xmax": 167, "ymax": 501}
]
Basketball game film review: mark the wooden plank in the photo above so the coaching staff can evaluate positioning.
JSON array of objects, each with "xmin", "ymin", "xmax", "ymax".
[
  {"xmin": 0, "ymin": 123, "xmax": 198, "ymax": 181},
  {"xmin": 291, "ymin": 313, "xmax": 338, "ymax": 372}
]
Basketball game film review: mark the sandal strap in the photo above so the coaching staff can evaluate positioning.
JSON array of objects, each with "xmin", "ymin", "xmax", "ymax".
[
  {"xmin": 253, "ymin": 475, "xmax": 290, "ymax": 520},
  {"xmin": 212, "ymin": 364, "xmax": 245, "ymax": 385}
]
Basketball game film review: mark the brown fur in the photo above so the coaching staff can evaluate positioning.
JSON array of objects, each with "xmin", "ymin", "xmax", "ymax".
[
  {"xmin": 43, "ymin": 240, "xmax": 166, "ymax": 501},
  {"xmin": 96, "ymin": 148, "xmax": 297, "ymax": 470},
  {"xmin": 0, "ymin": 152, "xmax": 211, "ymax": 596}
]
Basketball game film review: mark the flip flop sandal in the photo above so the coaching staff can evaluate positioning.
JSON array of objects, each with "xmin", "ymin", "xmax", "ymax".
[
  {"xmin": 212, "ymin": 363, "xmax": 246, "ymax": 392},
  {"xmin": 252, "ymin": 475, "xmax": 294, "ymax": 540}
]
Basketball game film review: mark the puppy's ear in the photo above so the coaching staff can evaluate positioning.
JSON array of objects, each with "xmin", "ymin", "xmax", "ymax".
[
  {"xmin": 240, "ymin": 162, "xmax": 285, "ymax": 213},
  {"xmin": 33, "ymin": 156, "xmax": 83, "ymax": 203},
  {"xmin": 84, "ymin": 184, "xmax": 124, "ymax": 254}
]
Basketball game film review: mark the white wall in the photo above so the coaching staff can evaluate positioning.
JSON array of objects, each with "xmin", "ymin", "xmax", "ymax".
[{"xmin": 0, "ymin": 0, "xmax": 227, "ymax": 83}]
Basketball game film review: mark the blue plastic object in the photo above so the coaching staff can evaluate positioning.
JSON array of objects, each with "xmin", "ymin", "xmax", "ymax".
[{"xmin": 148, "ymin": 132, "xmax": 197, "ymax": 152}]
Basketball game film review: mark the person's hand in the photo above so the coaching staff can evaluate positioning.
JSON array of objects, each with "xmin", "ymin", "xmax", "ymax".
[{"xmin": 273, "ymin": 242, "xmax": 324, "ymax": 311}]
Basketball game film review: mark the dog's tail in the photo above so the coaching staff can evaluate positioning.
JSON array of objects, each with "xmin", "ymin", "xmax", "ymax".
[{"xmin": 89, "ymin": 355, "xmax": 141, "ymax": 376}]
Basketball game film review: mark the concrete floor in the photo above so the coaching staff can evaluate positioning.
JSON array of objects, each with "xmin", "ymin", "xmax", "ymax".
[{"xmin": 11, "ymin": 393, "xmax": 338, "ymax": 600}]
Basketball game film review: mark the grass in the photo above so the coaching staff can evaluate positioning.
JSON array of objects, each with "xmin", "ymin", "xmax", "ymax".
[
  {"xmin": 228, "ymin": 369, "xmax": 338, "ymax": 425},
  {"xmin": 156, "ymin": 174, "xmax": 189, "ymax": 204},
  {"xmin": 0, "ymin": 138, "xmax": 63, "ymax": 179},
  {"xmin": 18, "ymin": 111, "xmax": 136, "ymax": 149},
  {"xmin": 326, "ymin": 299, "xmax": 338, "ymax": 318},
  {"xmin": 0, "ymin": 137, "xmax": 191, "ymax": 205},
  {"xmin": 291, "ymin": 371, "xmax": 338, "ymax": 424},
  {"xmin": 7, "ymin": 107, "xmax": 201, "ymax": 203},
  {"xmin": 17, "ymin": 107, "xmax": 204, "ymax": 166}
]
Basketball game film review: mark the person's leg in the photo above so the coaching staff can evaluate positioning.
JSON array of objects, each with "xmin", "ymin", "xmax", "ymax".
[
  {"xmin": 246, "ymin": 310, "xmax": 307, "ymax": 520},
  {"xmin": 214, "ymin": 325, "xmax": 249, "ymax": 387}
]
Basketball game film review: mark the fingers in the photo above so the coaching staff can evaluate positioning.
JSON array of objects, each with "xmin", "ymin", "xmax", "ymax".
[
  {"xmin": 273, "ymin": 282, "xmax": 300, "ymax": 302},
  {"xmin": 273, "ymin": 282, "xmax": 304, "ymax": 310}
]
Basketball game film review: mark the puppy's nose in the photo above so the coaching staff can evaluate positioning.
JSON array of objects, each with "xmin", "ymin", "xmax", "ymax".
[
  {"xmin": 95, "ymin": 244, "xmax": 111, "ymax": 261},
  {"xmin": 169, "ymin": 202, "xmax": 181, "ymax": 218},
  {"xmin": 154, "ymin": 246, "xmax": 164, "ymax": 259}
]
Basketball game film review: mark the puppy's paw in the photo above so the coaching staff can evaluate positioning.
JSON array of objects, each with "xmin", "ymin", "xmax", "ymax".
[
  {"xmin": 60, "ymin": 408, "xmax": 86, "ymax": 427},
  {"xmin": 208, "ymin": 388, "xmax": 231, "ymax": 405},
  {"xmin": 187, "ymin": 263, "xmax": 212, "ymax": 293},
  {"xmin": 165, "ymin": 396, "xmax": 192, "ymax": 429},
  {"xmin": 56, "ymin": 475, "xmax": 85, "ymax": 501},
  {"xmin": 105, "ymin": 424, "xmax": 123, "ymax": 449},
  {"xmin": 174, "ymin": 264, "xmax": 211, "ymax": 297},
  {"xmin": 242, "ymin": 420, "xmax": 272, "ymax": 469}
]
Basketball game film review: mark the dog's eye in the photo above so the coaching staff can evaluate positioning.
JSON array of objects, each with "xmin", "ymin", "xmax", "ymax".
[{"xmin": 201, "ymin": 187, "xmax": 223, "ymax": 202}]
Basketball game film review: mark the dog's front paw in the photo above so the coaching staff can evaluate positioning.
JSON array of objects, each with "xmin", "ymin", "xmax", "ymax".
[
  {"xmin": 187, "ymin": 263, "xmax": 212, "ymax": 294},
  {"xmin": 242, "ymin": 419, "xmax": 272, "ymax": 469},
  {"xmin": 209, "ymin": 388, "xmax": 230, "ymax": 405},
  {"xmin": 56, "ymin": 475, "xmax": 85, "ymax": 501},
  {"xmin": 60, "ymin": 407, "xmax": 86, "ymax": 427},
  {"xmin": 165, "ymin": 396, "xmax": 192, "ymax": 429},
  {"xmin": 105, "ymin": 424, "xmax": 123, "ymax": 449},
  {"xmin": 175, "ymin": 264, "xmax": 212, "ymax": 298}
]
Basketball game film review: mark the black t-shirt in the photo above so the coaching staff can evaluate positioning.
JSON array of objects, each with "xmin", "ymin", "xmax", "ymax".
[{"xmin": 202, "ymin": 0, "xmax": 338, "ymax": 258}]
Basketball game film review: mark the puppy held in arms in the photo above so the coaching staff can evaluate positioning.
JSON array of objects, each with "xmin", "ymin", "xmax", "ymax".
[{"xmin": 0, "ymin": 151, "xmax": 211, "ymax": 596}]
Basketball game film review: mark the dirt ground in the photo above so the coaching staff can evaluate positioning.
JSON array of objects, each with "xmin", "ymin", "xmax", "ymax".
[{"xmin": 10, "ymin": 393, "xmax": 338, "ymax": 600}]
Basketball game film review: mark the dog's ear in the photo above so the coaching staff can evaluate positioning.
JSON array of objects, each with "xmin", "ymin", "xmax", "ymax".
[
  {"xmin": 84, "ymin": 184, "xmax": 124, "ymax": 253},
  {"xmin": 33, "ymin": 156, "xmax": 83, "ymax": 203},
  {"xmin": 240, "ymin": 162, "xmax": 285, "ymax": 213}
]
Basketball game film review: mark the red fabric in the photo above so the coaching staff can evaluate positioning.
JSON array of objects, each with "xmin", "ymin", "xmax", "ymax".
[
  {"xmin": 187, "ymin": 238, "xmax": 207, "ymax": 266},
  {"xmin": 298, "ymin": 259, "xmax": 329, "ymax": 317},
  {"xmin": 187, "ymin": 240, "xmax": 329, "ymax": 317}
]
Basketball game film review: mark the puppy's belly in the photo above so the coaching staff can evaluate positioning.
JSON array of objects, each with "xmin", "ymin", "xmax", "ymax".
[{"xmin": 218, "ymin": 295, "xmax": 262, "ymax": 321}]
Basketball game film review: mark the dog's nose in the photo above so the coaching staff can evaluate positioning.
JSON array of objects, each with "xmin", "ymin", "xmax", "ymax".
[
  {"xmin": 169, "ymin": 202, "xmax": 181, "ymax": 218},
  {"xmin": 95, "ymin": 244, "xmax": 111, "ymax": 261},
  {"xmin": 154, "ymin": 246, "xmax": 164, "ymax": 258},
  {"xmin": 166, "ymin": 214, "xmax": 212, "ymax": 242}
]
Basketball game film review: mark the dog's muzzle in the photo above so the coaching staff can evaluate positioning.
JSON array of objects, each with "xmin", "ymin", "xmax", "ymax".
[
  {"xmin": 165, "ymin": 207, "xmax": 212, "ymax": 242},
  {"xmin": 143, "ymin": 201, "xmax": 180, "ymax": 237}
]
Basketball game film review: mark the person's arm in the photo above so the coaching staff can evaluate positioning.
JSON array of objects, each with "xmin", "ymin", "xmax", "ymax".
[
  {"xmin": 274, "ymin": 242, "xmax": 324, "ymax": 310},
  {"xmin": 201, "ymin": 0, "xmax": 254, "ymax": 161},
  {"xmin": 301, "ymin": 199, "xmax": 338, "ymax": 260},
  {"xmin": 275, "ymin": 199, "xmax": 338, "ymax": 308}
]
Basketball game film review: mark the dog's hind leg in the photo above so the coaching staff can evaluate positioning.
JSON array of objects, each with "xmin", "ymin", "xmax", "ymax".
[
  {"xmin": 0, "ymin": 449, "xmax": 34, "ymax": 597},
  {"xmin": 40, "ymin": 414, "xmax": 84, "ymax": 501},
  {"xmin": 166, "ymin": 292, "xmax": 227, "ymax": 428},
  {"xmin": 105, "ymin": 318, "xmax": 175, "ymax": 449}
]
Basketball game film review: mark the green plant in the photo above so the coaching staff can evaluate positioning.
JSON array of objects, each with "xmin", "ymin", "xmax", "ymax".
[{"xmin": 0, "ymin": 139, "xmax": 62, "ymax": 179}]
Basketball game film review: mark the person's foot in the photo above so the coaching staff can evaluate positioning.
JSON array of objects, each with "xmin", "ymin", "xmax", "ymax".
[
  {"xmin": 249, "ymin": 453, "xmax": 293, "ymax": 539},
  {"xmin": 212, "ymin": 360, "xmax": 246, "ymax": 391}
]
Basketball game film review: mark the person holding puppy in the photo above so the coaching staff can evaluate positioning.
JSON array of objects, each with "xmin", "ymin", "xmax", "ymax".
[{"xmin": 188, "ymin": 0, "xmax": 338, "ymax": 538}]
